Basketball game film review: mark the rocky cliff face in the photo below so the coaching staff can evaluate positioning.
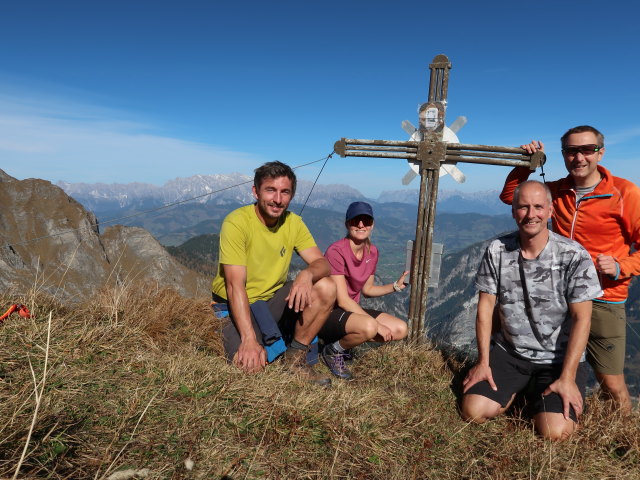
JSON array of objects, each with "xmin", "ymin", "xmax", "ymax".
[{"xmin": 0, "ymin": 170, "xmax": 209, "ymax": 301}]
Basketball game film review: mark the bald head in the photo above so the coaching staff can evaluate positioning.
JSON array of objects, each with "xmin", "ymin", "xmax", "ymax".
[
  {"xmin": 512, "ymin": 180, "xmax": 552, "ymax": 208},
  {"xmin": 512, "ymin": 181, "xmax": 553, "ymax": 240}
]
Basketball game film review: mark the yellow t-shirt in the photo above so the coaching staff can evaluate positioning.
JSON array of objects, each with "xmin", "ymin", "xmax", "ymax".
[{"xmin": 211, "ymin": 204, "xmax": 316, "ymax": 303}]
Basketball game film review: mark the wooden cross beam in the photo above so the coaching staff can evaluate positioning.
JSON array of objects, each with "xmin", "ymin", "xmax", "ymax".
[{"xmin": 334, "ymin": 54, "xmax": 545, "ymax": 341}]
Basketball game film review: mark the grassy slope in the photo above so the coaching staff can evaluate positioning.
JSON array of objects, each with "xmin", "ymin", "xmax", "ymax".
[{"xmin": 1, "ymin": 287, "xmax": 639, "ymax": 479}]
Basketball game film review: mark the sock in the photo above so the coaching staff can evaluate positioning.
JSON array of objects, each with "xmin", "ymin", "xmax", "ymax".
[
  {"xmin": 331, "ymin": 340, "xmax": 345, "ymax": 353},
  {"xmin": 289, "ymin": 339, "xmax": 309, "ymax": 351}
]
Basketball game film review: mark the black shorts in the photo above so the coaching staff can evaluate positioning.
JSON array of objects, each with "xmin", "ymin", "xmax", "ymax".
[
  {"xmin": 465, "ymin": 344, "xmax": 588, "ymax": 422},
  {"xmin": 216, "ymin": 282, "xmax": 297, "ymax": 362},
  {"xmin": 318, "ymin": 307, "xmax": 383, "ymax": 344}
]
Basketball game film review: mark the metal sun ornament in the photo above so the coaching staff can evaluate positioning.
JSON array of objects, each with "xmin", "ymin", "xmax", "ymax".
[{"xmin": 401, "ymin": 116, "xmax": 467, "ymax": 185}]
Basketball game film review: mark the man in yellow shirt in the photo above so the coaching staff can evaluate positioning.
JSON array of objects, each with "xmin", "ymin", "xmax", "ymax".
[{"xmin": 212, "ymin": 161, "xmax": 335, "ymax": 386}]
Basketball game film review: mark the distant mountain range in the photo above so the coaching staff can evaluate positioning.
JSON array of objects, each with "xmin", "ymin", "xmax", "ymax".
[{"xmin": 57, "ymin": 173, "xmax": 511, "ymax": 216}]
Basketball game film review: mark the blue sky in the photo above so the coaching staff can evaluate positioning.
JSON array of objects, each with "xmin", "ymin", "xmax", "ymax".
[{"xmin": 1, "ymin": 1, "xmax": 639, "ymax": 197}]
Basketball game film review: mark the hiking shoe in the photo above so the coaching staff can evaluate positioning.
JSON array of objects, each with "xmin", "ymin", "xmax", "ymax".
[
  {"xmin": 282, "ymin": 348, "xmax": 332, "ymax": 387},
  {"xmin": 321, "ymin": 344, "xmax": 353, "ymax": 381},
  {"xmin": 343, "ymin": 348, "xmax": 354, "ymax": 363}
]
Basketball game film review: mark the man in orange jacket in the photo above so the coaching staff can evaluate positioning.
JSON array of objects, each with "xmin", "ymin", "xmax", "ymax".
[{"xmin": 500, "ymin": 125, "xmax": 640, "ymax": 413}]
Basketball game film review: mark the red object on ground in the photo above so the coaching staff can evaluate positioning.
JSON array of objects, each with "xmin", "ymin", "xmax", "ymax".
[{"xmin": 0, "ymin": 304, "xmax": 32, "ymax": 322}]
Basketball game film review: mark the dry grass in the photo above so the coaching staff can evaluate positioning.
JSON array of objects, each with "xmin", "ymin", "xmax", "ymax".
[{"xmin": 1, "ymin": 284, "xmax": 639, "ymax": 479}]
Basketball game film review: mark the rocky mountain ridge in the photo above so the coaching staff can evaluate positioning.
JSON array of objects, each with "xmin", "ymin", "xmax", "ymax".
[{"xmin": 0, "ymin": 170, "xmax": 209, "ymax": 301}]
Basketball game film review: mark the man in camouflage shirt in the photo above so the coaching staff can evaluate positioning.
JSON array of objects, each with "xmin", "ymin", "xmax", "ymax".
[{"xmin": 460, "ymin": 180, "xmax": 602, "ymax": 440}]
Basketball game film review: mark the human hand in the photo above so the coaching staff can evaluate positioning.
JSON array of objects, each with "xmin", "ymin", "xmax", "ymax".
[
  {"xmin": 520, "ymin": 141, "xmax": 546, "ymax": 170},
  {"xmin": 396, "ymin": 271, "xmax": 409, "ymax": 289},
  {"xmin": 234, "ymin": 339, "xmax": 266, "ymax": 373},
  {"xmin": 596, "ymin": 254, "xmax": 619, "ymax": 277},
  {"xmin": 520, "ymin": 140, "xmax": 545, "ymax": 154},
  {"xmin": 543, "ymin": 377, "xmax": 582, "ymax": 420},
  {"xmin": 377, "ymin": 323, "xmax": 393, "ymax": 342},
  {"xmin": 286, "ymin": 269, "xmax": 313, "ymax": 312},
  {"xmin": 462, "ymin": 363, "xmax": 497, "ymax": 394}
]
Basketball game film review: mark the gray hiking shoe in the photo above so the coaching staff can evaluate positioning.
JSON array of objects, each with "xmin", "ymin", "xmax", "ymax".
[
  {"xmin": 343, "ymin": 348, "xmax": 354, "ymax": 363},
  {"xmin": 321, "ymin": 344, "xmax": 353, "ymax": 381},
  {"xmin": 282, "ymin": 348, "xmax": 332, "ymax": 387}
]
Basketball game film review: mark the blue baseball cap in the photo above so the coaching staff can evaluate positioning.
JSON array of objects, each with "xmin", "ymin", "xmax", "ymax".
[{"xmin": 345, "ymin": 201, "xmax": 374, "ymax": 222}]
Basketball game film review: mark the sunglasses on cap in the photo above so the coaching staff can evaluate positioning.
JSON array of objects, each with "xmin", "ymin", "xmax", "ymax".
[{"xmin": 561, "ymin": 144, "xmax": 602, "ymax": 156}]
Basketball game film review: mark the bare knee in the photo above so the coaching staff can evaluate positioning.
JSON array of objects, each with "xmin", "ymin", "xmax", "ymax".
[
  {"xmin": 460, "ymin": 394, "xmax": 501, "ymax": 424},
  {"xmin": 541, "ymin": 427, "xmax": 574, "ymax": 442},
  {"xmin": 376, "ymin": 314, "xmax": 408, "ymax": 341},
  {"xmin": 361, "ymin": 318, "xmax": 378, "ymax": 341},
  {"xmin": 597, "ymin": 374, "xmax": 632, "ymax": 412},
  {"xmin": 599, "ymin": 374, "xmax": 628, "ymax": 396},
  {"xmin": 393, "ymin": 320, "xmax": 408, "ymax": 340},
  {"xmin": 341, "ymin": 314, "xmax": 378, "ymax": 346},
  {"xmin": 312, "ymin": 277, "xmax": 336, "ymax": 307},
  {"xmin": 534, "ymin": 413, "xmax": 577, "ymax": 441}
]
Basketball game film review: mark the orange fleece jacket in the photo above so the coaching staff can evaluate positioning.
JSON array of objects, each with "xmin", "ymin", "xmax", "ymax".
[{"xmin": 500, "ymin": 165, "xmax": 640, "ymax": 303}]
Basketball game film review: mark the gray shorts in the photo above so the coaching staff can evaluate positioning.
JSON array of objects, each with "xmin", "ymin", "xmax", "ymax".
[
  {"xmin": 464, "ymin": 344, "xmax": 588, "ymax": 422},
  {"xmin": 586, "ymin": 301, "xmax": 627, "ymax": 375},
  {"xmin": 217, "ymin": 282, "xmax": 297, "ymax": 362}
]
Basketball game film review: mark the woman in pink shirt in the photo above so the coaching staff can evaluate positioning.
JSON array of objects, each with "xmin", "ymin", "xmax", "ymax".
[{"xmin": 319, "ymin": 201, "xmax": 408, "ymax": 380}]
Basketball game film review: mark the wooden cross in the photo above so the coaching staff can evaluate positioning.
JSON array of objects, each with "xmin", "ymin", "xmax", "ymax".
[{"xmin": 334, "ymin": 54, "xmax": 545, "ymax": 341}]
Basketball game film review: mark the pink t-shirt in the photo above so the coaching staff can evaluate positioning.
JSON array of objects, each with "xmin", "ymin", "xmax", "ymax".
[{"xmin": 324, "ymin": 237, "xmax": 378, "ymax": 303}]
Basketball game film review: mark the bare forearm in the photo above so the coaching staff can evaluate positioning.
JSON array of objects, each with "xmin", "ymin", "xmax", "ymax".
[
  {"xmin": 476, "ymin": 318, "xmax": 493, "ymax": 365},
  {"xmin": 305, "ymin": 257, "xmax": 331, "ymax": 283},
  {"xmin": 362, "ymin": 283, "xmax": 395, "ymax": 297},
  {"xmin": 476, "ymin": 293, "xmax": 496, "ymax": 364},
  {"xmin": 463, "ymin": 292, "xmax": 498, "ymax": 392},
  {"xmin": 226, "ymin": 283, "xmax": 256, "ymax": 342},
  {"xmin": 337, "ymin": 294, "xmax": 368, "ymax": 315},
  {"xmin": 362, "ymin": 271, "xmax": 408, "ymax": 298},
  {"xmin": 560, "ymin": 311, "xmax": 591, "ymax": 380}
]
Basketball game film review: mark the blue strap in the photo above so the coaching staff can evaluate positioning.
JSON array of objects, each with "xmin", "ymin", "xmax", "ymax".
[
  {"xmin": 265, "ymin": 338, "xmax": 287, "ymax": 363},
  {"xmin": 608, "ymin": 261, "xmax": 621, "ymax": 281},
  {"xmin": 211, "ymin": 302, "xmax": 229, "ymax": 319}
]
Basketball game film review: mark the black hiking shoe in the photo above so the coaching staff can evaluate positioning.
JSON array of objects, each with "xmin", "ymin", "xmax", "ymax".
[
  {"xmin": 321, "ymin": 344, "xmax": 353, "ymax": 381},
  {"xmin": 282, "ymin": 348, "xmax": 332, "ymax": 387}
]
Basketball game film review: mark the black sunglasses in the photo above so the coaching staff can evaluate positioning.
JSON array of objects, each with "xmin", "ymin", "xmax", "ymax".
[
  {"xmin": 348, "ymin": 215, "xmax": 373, "ymax": 227},
  {"xmin": 561, "ymin": 144, "xmax": 602, "ymax": 156}
]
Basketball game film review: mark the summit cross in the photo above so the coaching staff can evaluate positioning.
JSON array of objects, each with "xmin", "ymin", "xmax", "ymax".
[{"xmin": 334, "ymin": 54, "xmax": 545, "ymax": 341}]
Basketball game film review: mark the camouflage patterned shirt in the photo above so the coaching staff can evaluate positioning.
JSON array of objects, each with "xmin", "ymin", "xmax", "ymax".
[{"xmin": 476, "ymin": 231, "xmax": 603, "ymax": 364}]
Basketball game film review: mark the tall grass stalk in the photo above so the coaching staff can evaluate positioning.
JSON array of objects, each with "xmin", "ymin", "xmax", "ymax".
[{"xmin": 12, "ymin": 311, "xmax": 52, "ymax": 480}]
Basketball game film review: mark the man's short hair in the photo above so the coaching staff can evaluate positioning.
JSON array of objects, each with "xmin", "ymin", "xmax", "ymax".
[
  {"xmin": 512, "ymin": 180, "xmax": 552, "ymax": 206},
  {"xmin": 560, "ymin": 125, "xmax": 605, "ymax": 148},
  {"xmin": 254, "ymin": 161, "xmax": 297, "ymax": 197}
]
